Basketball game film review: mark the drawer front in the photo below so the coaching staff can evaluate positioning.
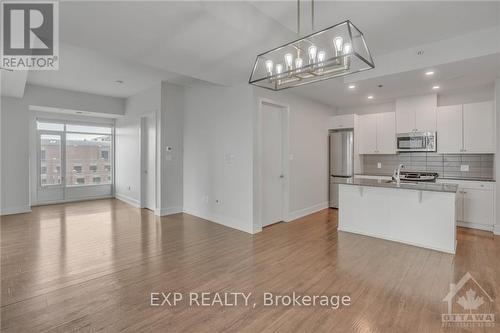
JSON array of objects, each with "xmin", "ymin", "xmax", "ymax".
[{"xmin": 436, "ymin": 179, "xmax": 495, "ymax": 190}]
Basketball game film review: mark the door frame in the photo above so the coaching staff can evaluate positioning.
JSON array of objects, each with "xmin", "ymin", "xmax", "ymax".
[
  {"xmin": 255, "ymin": 98, "xmax": 290, "ymax": 233},
  {"xmin": 140, "ymin": 113, "xmax": 157, "ymax": 211}
]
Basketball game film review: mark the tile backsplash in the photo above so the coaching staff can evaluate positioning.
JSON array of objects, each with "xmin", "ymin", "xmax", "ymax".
[{"xmin": 363, "ymin": 153, "xmax": 494, "ymax": 180}]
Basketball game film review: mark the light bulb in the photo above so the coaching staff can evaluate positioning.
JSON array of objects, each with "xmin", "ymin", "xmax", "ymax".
[
  {"xmin": 333, "ymin": 37, "xmax": 344, "ymax": 52},
  {"xmin": 295, "ymin": 57, "xmax": 303, "ymax": 69},
  {"xmin": 265, "ymin": 60, "xmax": 273, "ymax": 75},
  {"xmin": 284, "ymin": 53, "xmax": 293, "ymax": 69},
  {"xmin": 275, "ymin": 63, "xmax": 283, "ymax": 74},
  {"xmin": 317, "ymin": 51, "xmax": 326, "ymax": 62},
  {"xmin": 308, "ymin": 45, "xmax": 317, "ymax": 63},
  {"xmin": 343, "ymin": 43, "xmax": 352, "ymax": 54}
]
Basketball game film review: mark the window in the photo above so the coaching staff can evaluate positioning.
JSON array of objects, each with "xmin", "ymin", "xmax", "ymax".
[
  {"xmin": 39, "ymin": 134, "xmax": 61, "ymax": 186},
  {"xmin": 38, "ymin": 121, "xmax": 113, "ymax": 188},
  {"xmin": 100, "ymin": 150, "xmax": 109, "ymax": 160}
]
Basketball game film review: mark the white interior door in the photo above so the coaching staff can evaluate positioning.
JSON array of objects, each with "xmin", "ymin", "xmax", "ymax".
[
  {"xmin": 261, "ymin": 102, "xmax": 285, "ymax": 227},
  {"xmin": 142, "ymin": 114, "xmax": 156, "ymax": 211}
]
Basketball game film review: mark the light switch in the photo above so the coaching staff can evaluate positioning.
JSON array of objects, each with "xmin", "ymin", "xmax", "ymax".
[
  {"xmin": 460, "ymin": 165, "xmax": 469, "ymax": 172},
  {"xmin": 377, "ymin": 162, "xmax": 382, "ymax": 169}
]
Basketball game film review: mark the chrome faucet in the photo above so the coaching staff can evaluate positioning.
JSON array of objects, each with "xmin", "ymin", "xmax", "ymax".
[{"xmin": 393, "ymin": 164, "xmax": 405, "ymax": 184}]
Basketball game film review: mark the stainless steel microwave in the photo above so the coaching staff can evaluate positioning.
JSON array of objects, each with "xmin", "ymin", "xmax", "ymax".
[{"xmin": 396, "ymin": 132, "xmax": 436, "ymax": 152}]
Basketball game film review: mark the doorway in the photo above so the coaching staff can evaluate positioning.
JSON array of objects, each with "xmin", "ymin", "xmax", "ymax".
[
  {"xmin": 259, "ymin": 100, "xmax": 289, "ymax": 227},
  {"xmin": 141, "ymin": 114, "xmax": 156, "ymax": 211}
]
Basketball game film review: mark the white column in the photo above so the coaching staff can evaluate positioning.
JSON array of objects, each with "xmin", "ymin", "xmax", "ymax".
[{"xmin": 495, "ymin": 78, "xmax": 500, "ymax": 235}]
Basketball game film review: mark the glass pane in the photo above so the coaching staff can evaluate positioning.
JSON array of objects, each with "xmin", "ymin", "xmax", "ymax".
[
  {"xmin": 66, "ymin": 124, "xmax": 112, "ymax": 134},
  {"xmin": 40, "ymin": 134, "xmax": 62, "ymax": 186},
  {"xmin": 37, "ymin": 122, "xmax": 64, "ymax": 131},
  {"xmin": 66, "ymin": 133, "xmax": 112, "ymax": 186}
]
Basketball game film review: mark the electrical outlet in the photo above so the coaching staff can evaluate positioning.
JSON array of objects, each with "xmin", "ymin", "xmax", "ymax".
[
  {"xmin": 215, "ymin": 199, "xmax": 221, "ymax": 205},
  {"xmin": 203, "ymin": 195, "xmax": 208, "ymax": 204},
  {"xmin": 460, "ymin": 165, "xmax": 469, "ymax": 172},
  {"xmin": 377, "ymin": 162, "xmax": 382, "ymax": 169},
  {"xmin": 127, "ymin": 186, "xmax": 131, "ymax": 191}
]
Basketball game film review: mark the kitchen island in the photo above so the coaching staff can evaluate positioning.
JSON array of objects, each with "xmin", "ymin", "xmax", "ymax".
[{"xmin": 338, "ymin": 178, "xmax": 458, "ymax": 254}]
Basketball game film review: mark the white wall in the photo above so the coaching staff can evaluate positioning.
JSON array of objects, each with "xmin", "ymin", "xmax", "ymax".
[
  {"xmin": 0, "ymin": 84, "xmax": 124, "ymax": 215},
  {"xmin": 438, "ymin": 84, "xmax": 495, "ymax": 106},
  {"xmin": 495, "ymin": 78, "xmax": 500, "ymax": 235},
  {"xmin": 183, "ymin": 84, "xmax": 255, "ymax": 233},
  {"xmin": 336, "ymin": 102, "xmax": 395, "ymax": 116},
  {"xmin": 115, "ymin": 84, "xmax": 160, "ymax": 208},
  {"xmin": 253, "ymin": 88, "xmax": 334, "ymax": 226},
  {"xmin": 1, "ymin": 97, "xmax": 30, "ymax": 214},
  {"xmin": 114, "ymin": 82, "xmax": 184, "ymax": 215}
]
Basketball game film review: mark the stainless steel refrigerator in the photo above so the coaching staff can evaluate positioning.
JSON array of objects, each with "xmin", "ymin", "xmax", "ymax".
[{"xmin": 329, "ymin": 129, "xmax": 354, "ymax": 208}]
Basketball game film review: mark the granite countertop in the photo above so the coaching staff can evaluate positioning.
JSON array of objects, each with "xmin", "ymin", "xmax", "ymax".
[
  {"xmin": 340, "ymin": 178, "xmax": 459, "ymax": 193},
  {"xmin": 354, "ymin": 174, "xmax": 495, "ymax": 182}
]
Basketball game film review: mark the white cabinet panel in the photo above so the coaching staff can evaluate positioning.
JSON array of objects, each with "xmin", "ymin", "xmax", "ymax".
[
  {"xmin": 358, "ymin": 114, "xmax": 377, "ymax": 154},
  {"xmin": 329, "ymin": 114, "xmax": 354, "ymax": 130},
  {"xmin": 377, "ymin": 112, "xmax": 396, "ymax": 154},
  {"xmin": 395, "ymin": 100, "xmax": 415, "ymax": 133},
  {"xmin": 396, "ymin": 94, "xmax": 436, "ymax": 133},
  {"xmin": 437, "ymin": 105, "xmax": 463, "ymax": 154},
  {"xmin": 463, "ymin": 101, "xmax": 495, "ymax": 153},
  {"xmin": 462, "ymin": 189, "xmax": 494, "ymax": 226}
]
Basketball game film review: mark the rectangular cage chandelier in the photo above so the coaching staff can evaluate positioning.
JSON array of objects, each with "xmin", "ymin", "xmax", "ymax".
[{"xmin": 249, "ymin": 20, "xmax": 374, "ymax": 91}]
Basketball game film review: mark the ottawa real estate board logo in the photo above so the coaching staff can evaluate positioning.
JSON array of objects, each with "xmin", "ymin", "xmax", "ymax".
[
  {"xmin": 1, "ymin": 1, "xmax": 59, "ymax": 70},
  {"xmin": 442, "ymin": 272, "xmax": 495, "ymax": 328}
]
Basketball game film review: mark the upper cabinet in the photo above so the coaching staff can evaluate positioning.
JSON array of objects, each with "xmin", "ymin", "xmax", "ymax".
[
  {"xmin": 463, "ymin": 101, "xmax": 495, "ymax": 153},
  {"xmin": 329, "ymin": 114, "xmax": 355, "ymax": 130},
  {"xmin": 396, "ymin": 94, "xmax": 437, "ymax": 133},
  {"xmin": 358, "ymin": 112, "xmax": 396, "ymax": 154},
  {"xmin": 437, "ymin": 101, "xmax": 495, "ymax": 154}
]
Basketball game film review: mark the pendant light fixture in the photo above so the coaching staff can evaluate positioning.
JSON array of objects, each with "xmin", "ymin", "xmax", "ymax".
[{"xmin": 249, "ymin": 0, "xmax": 374, "ymax": 91}]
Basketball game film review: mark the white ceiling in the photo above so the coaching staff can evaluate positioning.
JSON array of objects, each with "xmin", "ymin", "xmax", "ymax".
[{"xmin": 19, "ymin": 1, "xmax": 500, "ymax": 107}]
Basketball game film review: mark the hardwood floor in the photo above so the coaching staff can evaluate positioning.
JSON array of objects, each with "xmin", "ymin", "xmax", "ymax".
[{"xmin": 1, "ymin": 199, "xmax": 499, "ymax": 332}]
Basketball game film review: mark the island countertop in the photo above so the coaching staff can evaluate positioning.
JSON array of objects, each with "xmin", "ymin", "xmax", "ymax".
[{"xmin": 339, "ymin": 178, "xmax": 458, "ymax": 193}]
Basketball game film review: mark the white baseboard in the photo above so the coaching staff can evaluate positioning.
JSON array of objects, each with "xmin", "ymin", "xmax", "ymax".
[
  {"xmin": 34, "ymin": 195, "xmax": 113, "ymax": 206},
  {"xmin": 115, "ymin": 193, "xmax": 140, "ymax": 208},
  {"xmin": 183, "ymin": 207, "xmax": 253, "ymax": 234},
  {"xmin": 155, "ymin": 206, "xmax": 183, "ymax": 216},
  {"xmin": 457, "ymin": 221, "xmax": 494, "ymax": 232},
  {"xmin": 0, "ymin": 205, "xmax": 31, "ymax": 216},
  {"xmin": 285, "ymin": 202, "xmax": 328, "ymax": 222},
  {"xmin": 494, "ymin": 225, "xmax": 500, "ymax": 236}
]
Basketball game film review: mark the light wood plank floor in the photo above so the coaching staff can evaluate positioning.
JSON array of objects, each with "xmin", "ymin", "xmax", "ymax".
[{"xmin": 1, "ymin": 199, "xmax": 499, "ymax": 332}]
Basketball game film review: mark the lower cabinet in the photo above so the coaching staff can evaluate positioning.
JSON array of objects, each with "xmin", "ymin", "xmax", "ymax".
[{"xmin": 437, "ymin": 179, "xmax": 495, "ymax": 231}]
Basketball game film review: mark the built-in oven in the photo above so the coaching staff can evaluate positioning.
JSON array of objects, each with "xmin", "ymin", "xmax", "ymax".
[{"xmin": 396, "ymin": 132, "xmax": 436, "ymax": 152}]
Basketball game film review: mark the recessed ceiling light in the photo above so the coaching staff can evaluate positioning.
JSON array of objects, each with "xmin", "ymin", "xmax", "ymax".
[
  {"xmin": 348, "ymin": 84, "xmax": 356, "ymax": 89},
  {"xmin": 432, "ymin": 85, "xmax": 440, "ymax": 90},
  {"xmin": 425, "ymin": 71, "xmax": 434, "ymax": 76},
  {"xmin": 367, "ymin": 95, "xmax": 374, "ymax": 99}
]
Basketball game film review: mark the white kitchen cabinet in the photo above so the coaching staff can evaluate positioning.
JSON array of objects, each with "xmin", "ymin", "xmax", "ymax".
[
  {"xmin": 358, "ymin": 112, "xmax": 395, "ymax": 154},
  {"xmin": 463, "ymin": 101, "xmax": 495, "ymax": 153},
  {"xmin": 437, "ymin": 105, "xmax": 463, "ymax": 154},
  {"xmin": 396, "ymin": 94, "xmax": 437, "ymax": 133},
  {"xmin": 329, "ymin": 114, "xmax": 355, "ymax": 130},
  {"xmin": 358, "ymin": 113, "xmax": 378, "ymax": 154},
  {"xmin": 436, "ymin": 179, "xmax": 495, "ymax": 231},
  {"xmin": 462, "ymin": 188, "xmax": 494, "ymax": 228},
  {"xmin": 436, "ymin": 101, "xmax": 495, "ymax": 154},
  {"xmin": 376, "ymin": 112, "xmax": 396, "ymax": 154}
]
